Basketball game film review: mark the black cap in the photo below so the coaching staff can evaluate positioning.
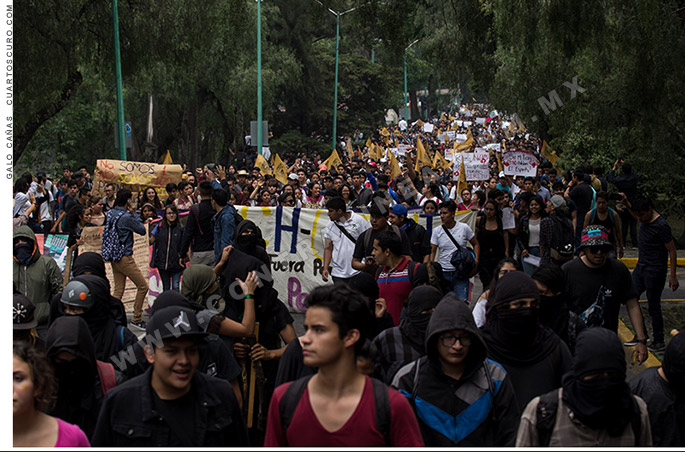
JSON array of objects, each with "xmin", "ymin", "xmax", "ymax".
[
  {"xmin": 146, "ymin": 305, "xmax": 208, "ymax": 341},
  {"xmin": 13, "ymin": 294, "xmax": 37, "ymax": 330}
]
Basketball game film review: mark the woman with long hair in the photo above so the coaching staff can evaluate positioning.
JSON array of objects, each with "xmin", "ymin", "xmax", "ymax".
[
  {"xmin": 88, "ymin": 195, "xmax": 105, "ymax": 226},
  {"xmin": 471, "ymin": 258, "xmax": 520, "ymax": 328},
  {"xmin": 517, "ymin": 195, "xmax": 547, "ymax": 275},
  {"xmin": 475, "ymin": 199, "xmax": 508, "ymax": 289},
  {"xmin": 173, "ymin": 181, "xmax": 196, "ymax": 211},
  {"xmin": 13, "ymin": 341, "xmax": 90, "ymax": 447},
  {"xmin": 340, "ymin": 183, "xmax": 356, "ymax": 208},
  {"xmin": 150, "ymin": 204, "xmax": 185, "ymax": 292},
  {"xmin": 138, "ymin": 186, "xmax": 162, "ymax": 210},
  {"xmin": 302, "ymin": 182, "xmax": 324, "ymax": 208},
  {"xmin": 65, "ymin": 205, "xmax": 92, "ymax": 249}
]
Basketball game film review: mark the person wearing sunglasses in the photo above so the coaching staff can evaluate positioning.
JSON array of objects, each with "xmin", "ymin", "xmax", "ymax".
[
  {"xmin": 561, "ymin": 225, "xmax": 648, "ymax": 364},
  {"xmin": 392, "ymin": 292, "xmax": 520, "ymax": 446},
  {"xmin": 277, "ymin": 192, "xmax": 296, "ymax": 207}
]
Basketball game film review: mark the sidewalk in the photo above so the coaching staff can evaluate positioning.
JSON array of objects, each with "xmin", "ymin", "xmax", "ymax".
[{"xmin": 619, "ymin": 247, "xmax": 685, "ymax": 268}]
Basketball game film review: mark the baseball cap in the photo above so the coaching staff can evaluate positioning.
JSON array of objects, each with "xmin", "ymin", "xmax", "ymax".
[
  {"xmin": 391, "ymin": 204, "xmax": 408, "ymax": 218},
  {"xmin": 288, "ymin": 173, "xmax": 298, "ymax": 181},
  {"xmin": 579, "ymin": 225, "xmax": 613, "ymax": 249},
  {"xmin": 550, "ymin": 194, "xmax": 567, "ymax": 210},
  {"xmin": 146, "ymin": 305, "xmax": 208, "ymax": 341},
  {"xmin": 498, "ymin": 171, "xmax": 506, "ymax": 178},
  {"xmin": 13, "ymin": 294, "xmax": 37, "ymax": 330}
]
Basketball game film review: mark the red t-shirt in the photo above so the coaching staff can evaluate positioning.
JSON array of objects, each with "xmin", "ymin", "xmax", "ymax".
[
  {"xmin": 377, "ymin": 257, "xmax": 416, "ymax": 326},
  {"xmin": 264, "ymin": 375, "xmax": 424, "ymax": 447}
]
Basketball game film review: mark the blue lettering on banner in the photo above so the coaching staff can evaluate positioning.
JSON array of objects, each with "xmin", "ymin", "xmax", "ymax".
[
  {"xmin": 275, "ymin": 206, "xmax": 301, "ymax": 253},
  {"xmin": 419, "ymin": 213, "xmax": 439, "ymax": 238}
]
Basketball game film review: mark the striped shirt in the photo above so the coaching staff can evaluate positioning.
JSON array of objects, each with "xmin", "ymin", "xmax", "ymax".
[{"xmin": 376, "ymin": 257, "xmax": 417, "ymax": 326}]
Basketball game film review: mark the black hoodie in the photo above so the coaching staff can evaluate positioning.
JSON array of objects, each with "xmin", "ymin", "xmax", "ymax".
[
  {"xmin": 392, "ymin": 292, "xmax": 520, "ymax": 446},
  {"xmin": 46, "ymin": 316, "xmax": 114, "ymax": 439},
  {"xmin": 232, "ymin": 219, "xmax": 271, "ymax": 271}
]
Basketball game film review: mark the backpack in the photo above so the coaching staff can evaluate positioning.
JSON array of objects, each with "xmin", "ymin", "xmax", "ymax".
[
  {"xmin": 535, "ymin": 389, "xmax": 641, "ymax": 446},
  {"xmin": 548, "ymin": 214, "xmax": 574, "ymax": 264},
  {"xmin": 95, "ymin": 360, "xmax": 117, "ymax": 395},
  {"xmin": 101, "ymin": 209, "xmax": 127, "ymax": 262},
  {"xmin": 279, "ymin": 375, "xmax": 391, "ymax": 445},
  {"xmin": 363, "ymin": 224, "xmax": 402, "ymax": 256},
  {"xmin": 442, "ymin": 225, "xmax": 476, "ymax": 279}
]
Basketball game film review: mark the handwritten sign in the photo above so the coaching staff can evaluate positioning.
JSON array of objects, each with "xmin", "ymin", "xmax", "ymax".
[
  {"xmin": 453, "ymin": 151, "xmax": 490, "ymax": 181},
  {"xmin": 423, "ymin": 123, "xmax": 434, "ymax": 133},
  {"xmin": 502, "ymin": 150, "xmax": 538, "ymax": 177},
  {"xmin": 92, "ymin": 159, "xmax": 183, "ymax": 199}
]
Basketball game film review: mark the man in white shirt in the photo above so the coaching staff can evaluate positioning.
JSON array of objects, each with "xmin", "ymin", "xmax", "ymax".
[
  {"xmin": 398, "ymin": 117, "xmax": 408, "ymax": 132},
  {"xmin": 322, "ymin": 197, "xmax": 371, "ymax": 284},
  {"xmin": 430, "ymin": 200, "xmax": 479, "ymax": 301}
]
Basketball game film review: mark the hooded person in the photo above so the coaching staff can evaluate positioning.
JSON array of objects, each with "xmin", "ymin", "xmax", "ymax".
[
  {"xmin": 56, "ymin": 252, "xmax": 127, "ymax": 328},
  {"xmin": 233, "ymin": 219, "xmax": 271, "ymax": 271},
  {"xmin": 517, "ymin": 328, "xmax": 652, "ymax": 446},
  {"xmin": 54, "ymin": 275, "xmax": 139, "ymax": 376},
  {"xmin": 392, "ymin": 292, "xmax": 520, "ymax": 446},
  {"xmin": 13, "ymin": 226, "xmax": 63, "ymax": 331},
  {"xmin": 480, "ymin": 270, "xmax": 572, "ymax": 412},
  {"xmin": 373, "ymin": 286, "xmax": 441, "ymax": 384},
  {"xmin": 46, "ymin": 316, "xmax": 122, "ymax": 439},
  {"xmin": 630, "ymin": 332, "xmax": 685, "ymax": 446}
]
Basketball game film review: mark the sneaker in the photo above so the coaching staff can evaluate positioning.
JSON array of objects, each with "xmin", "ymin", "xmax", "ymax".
[
  {"xmin": 130, "ymin": 320, "xmax": 147, "ymax": 330},
  {"xmin": 648, "ymin": 341, "xmax": 665, "ymax": 352}
]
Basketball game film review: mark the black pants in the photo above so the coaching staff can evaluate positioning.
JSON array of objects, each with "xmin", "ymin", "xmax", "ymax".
[
  {"xmin": 618, "ymin": 207, "xmax": 638, "ymax": 247},
  {"xmin": 632, "ymin": 263, "xmax": 667, "ymax": 344}
]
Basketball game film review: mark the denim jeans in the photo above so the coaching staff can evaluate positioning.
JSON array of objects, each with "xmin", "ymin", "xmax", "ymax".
[
  {"xmin": 443, "ymin": 270, "xmax": 470, "ymax": 303},
  {"xmin": 159, "ymin": 270, "xmax": 182, "ymax": 292},
  {"xmin": 632, "ymin": 263, "xmax": 667, "ymax": 344}
]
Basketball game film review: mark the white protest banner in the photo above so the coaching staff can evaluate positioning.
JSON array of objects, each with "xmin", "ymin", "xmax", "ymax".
[
  {"xmin": 463, "ymin": 121, "xmax": 473, "ymax": 128},
  {"xmin": 502, "ymin": 150, "xmax": 539, "ymax": 177},
  {"xmin": 92, "ymin": 159, "xmax": 183, "ymax": 200},
  {"xmin": 423, "ymin": 123, "xmax": 434, "ymax": 133},
  {"xmin": 484, "ymin": 143, "xmax": 501, "ymax": 152},
  {"xmin": 452, "ymin": 151, "xmax": 490, "ymax": 181},
  {"xmin": 475, "ymin": 117, "xmax": 486, "ymax": 125}
]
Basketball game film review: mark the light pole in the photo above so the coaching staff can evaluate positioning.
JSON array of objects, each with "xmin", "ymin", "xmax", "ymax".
[
  {"xmin": 313, "ymin": 0, "xmax": 359, "ymax": 151},
  {"xmin": 256, "ymin": 0, "xmax": 263, "ymax": 155},
  {"xmin": 112, "ymin": 0, "xmax": 126, "ymax": 160},
  {"xmin": 404, "ymin": 39, "xmax": 419, "ymax": 122}
]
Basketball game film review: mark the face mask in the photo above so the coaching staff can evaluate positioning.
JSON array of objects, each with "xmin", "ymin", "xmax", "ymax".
[
  {"xmin": 14, "ymin": 244, "xmax": 33, "ymax": 265},
  {"xmin": 236, "ymin": 233, "xmax": 259, "ymax": 251},
  {"xmin": 496, "ymin": 307, "xmax": 539, "ymax": 345},
  {"xmin": 54, "ymin": 359, "xmax": 94, "ymax": 390}
]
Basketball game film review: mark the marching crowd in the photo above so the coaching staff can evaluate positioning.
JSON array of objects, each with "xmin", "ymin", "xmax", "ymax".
[{"xmin": 12, "ymin": 104, "xmax": 683, "ymax": 447}]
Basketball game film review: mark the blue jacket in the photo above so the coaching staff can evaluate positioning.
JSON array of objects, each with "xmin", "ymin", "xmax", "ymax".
[
  {"xmin": 212, "ymin": 204, "xmax": 236, "ymax": 264},
  {"xmin": 108, "ymin": 206, "xmax": 146, "ymax": 256}
]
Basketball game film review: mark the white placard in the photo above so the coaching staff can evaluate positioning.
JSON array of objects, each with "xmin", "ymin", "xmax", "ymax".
[
  {"xmin": 475, "ymin": 117, "xmax": 486, "ymax": 125},
  {"xmin": 452, "ymin": 151, "xmax": 491, "ymax": 181},
  {"xmin": 502, "ymin": 150, "xmax": 539, "ymax": 177},
  {"xmin": 423, "ymin": 123, "xmax": 434, "ymax": 133}
]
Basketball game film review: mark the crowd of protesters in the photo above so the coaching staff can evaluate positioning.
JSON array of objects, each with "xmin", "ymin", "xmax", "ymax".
[{"xmin": 11, "ymin": 103, "xmax": 683, "ymax": 448}]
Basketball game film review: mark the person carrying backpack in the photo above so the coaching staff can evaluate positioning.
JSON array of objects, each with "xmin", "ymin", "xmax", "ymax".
[
  {"xmin": 540, "ymin": 195, "xmax": 574, "ymax": 266},
  {"xmin": 516, "ymin": 328, "xmax": 652, "ymax": 447},
  {"xmin": 101, "ymin": 189, "xmax": 149, "ymax": 329},
  {"xmin": 264, "ymin": 284, "xmax": 424, "ymax": 447}
]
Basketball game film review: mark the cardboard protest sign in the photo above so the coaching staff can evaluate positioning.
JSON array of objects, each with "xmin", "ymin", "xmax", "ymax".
[
  {"xmin": 502, "ymin": 150, "xmax": 539, "ymax": 177},
  {"xmin": 452, "ymin": 151, "xmax": 490, "ymax": 181},
  {"xmin": 79, "ymin": 224, "xmax": 150, "ymax": 311},
  {"xmin": 92, "ymin": 159, "xmax": 183, "ymax": 200}
]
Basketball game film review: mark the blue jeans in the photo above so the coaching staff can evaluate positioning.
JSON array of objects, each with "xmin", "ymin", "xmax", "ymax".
[
  {"xmin": 443, "ymin": 270, "xmax": 470, "ymax": 303},
  {"xmin": 632, "ymin": 263, "xmax": 666, "ymax": 344},
  {"xmin": 159, "ymin": 270, "xmax": 182, "ymax": 292}
]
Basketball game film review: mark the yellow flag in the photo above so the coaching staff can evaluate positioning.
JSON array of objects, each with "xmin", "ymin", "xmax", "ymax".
[
  {"xmin": 383, "ymin": 136, "xmax": 390, "ymax": 147},
  {"xmin": 415, "ymin": 119, "xmax": 424, "ymax": 127},
  {"xmin": 440, "ymin": 113, "xmax": 447, "ymax": 121},
  {"xmin": 433, "ymin": 151, "xmax": 451, "ymax": 170},
  {"xmin": 541, "ymin": 140, "xmax": 560, "ymax": 165},
  {"xmin": 414, "ymin": 138, "xmax": 431, "ymax": 172},
  {"xmin": 365, "ymin": 137, "xmax": 373, "ymax": 150},
  {"xmin": 388, "ymin": 149, "xmax": 402, "ymax": 180},
  {"xmin": 394, "ymin": 137, "xmax": 399, "ymax": 148},
  {"xmin": 255, "ymin": 153, "xmax": 272, "ymax": 177},
  {"xmin": 346, "ymin": 139, "xmax": 354, "ymax": 159},
  {"xmin": 456, "ymin": 155, "xmax": 468, "ymax": 200},
  {"xmin": 322, "ymin": 149, "xmax": 343, "ymax": 171},
  {"xmin": 380, "ymin": 127, "xmax": 390, "ymax": 137},
  {"xmin": 271, "ymin": 153, "xmax": 289, "ymax": 185},
  {"xmin": 161, "ymin": 150, "xmax": 173, "ymax": 164}
]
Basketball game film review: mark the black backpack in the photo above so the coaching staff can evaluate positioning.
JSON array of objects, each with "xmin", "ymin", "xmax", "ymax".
[
  {"xmin": 549, "ymin": 214, "xmax": 574, "ymax": 264},
  {"xmin": 279, "ymin": 375, "xmax": 392, "ymax": 445},
  {"xmin": 535, "ymin": 389, "xmax": 641, "ymax": 446}
]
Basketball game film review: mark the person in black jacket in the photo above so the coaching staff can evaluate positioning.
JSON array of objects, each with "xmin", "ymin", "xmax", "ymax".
[
  {"xmin": 392, "ymin": 292, "xmax": 520, "ymax": 446},
  {"xmin": 179, "ymin": 180, "xmax": 216, "ymax": 266},
  {"xmin": 389, "ymin": 204, "xmax": 431, "ymax": 263},
  {"xmin": 150, "ymin": 204, "xmax": 185, "ymax": 292},
  {"xmin": 92, "ymin": 304, "xmax": 248, "ymax": 447},
  {"xmin": 233, "ymin": 219, "xmax": 271, "ymax": 272}
]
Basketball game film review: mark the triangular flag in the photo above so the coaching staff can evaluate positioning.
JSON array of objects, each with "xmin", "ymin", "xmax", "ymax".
[
  {"xmin": 365, "ymin": 137, "xmax": 373, "ymax": 149},
  {"xmin": 346, "ymin": 139, "xmax": 354, "ymax": 159},
  {"xmin": 255, "ymin": 153, "xmax": 272, "ymax": 177},
  {"xmin": 455, "ymin": 155, "xmax": 468, "ymax": 201},
  {"xmin": 161, "ymin": 150, "xmax": 173, "ymax": 164},
  {"xmin": 433, "ymin": 151, "xmax": 451, "ymax": 170},
  {"xmin": 415, "ymin": 119, "xmax": 424, "ymax": 127},
  {"xmin": 497, "ymin": 141, "xmax": 505, "ymax": 173},
  {"xmin": 271, "ymin": 153, "xmax": 289, "ymax": 185},
  {"xmin": 388, "ymin": 149, "xmax": 402, "ymax": 180},
  {"xmin": 322, "ymin": 149, "xmax": 343, "ymax": 171},
  {"xmin": 380, "ymin": 127, "xmax": 390, "ymax": 137},
  {"xmin": 414, "ymin": 138, "xmax": 431, "ymax": 172},
  {"xmin": 541, "ymin": 140, "xmax": 560, "ymax": 165}
]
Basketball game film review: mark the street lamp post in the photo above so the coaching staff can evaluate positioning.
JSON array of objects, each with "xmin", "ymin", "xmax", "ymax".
[
  {"xmin": 403, "ymin": 39, "xmax": 419, "ymax": 122},
  {"xmin": 112, "ymin": 0, "xmax": 126, "ymax": 160},
  {"xmin": 256, "ymin": 0, "xmax": 263, "ymax": 155}
]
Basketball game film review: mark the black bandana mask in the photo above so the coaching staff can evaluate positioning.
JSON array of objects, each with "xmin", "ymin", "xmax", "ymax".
[
  {"xmin": 494, "ymin": 306, "xmax": 539, "ymax": 345},
  {"xmin": 14, "ymin": 244, "xmax": 33, "ymax": 265},
  {"xmin": 236, "ymin": 234, "xmax": 259, "ymax": 252}
]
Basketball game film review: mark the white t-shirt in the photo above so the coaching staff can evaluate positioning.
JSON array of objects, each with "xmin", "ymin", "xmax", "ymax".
[
  {"xmin": 528, "ymin": 218, "xmax": 541, "ymax": 247},
  {"xmin": 430, "ymin": 221, "xmax": 474, "ymax": 272},
  {"xmin": 323, "ymin": 212, "xmax": 371, "ymax": 279},
  {"xmin": 37, "ymin": 190, "xmax": 54, "ymax": 222}
]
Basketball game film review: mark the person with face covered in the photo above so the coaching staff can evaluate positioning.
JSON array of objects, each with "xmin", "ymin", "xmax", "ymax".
[
  {"xmin": 630, "ymin": 332, "xmax": 685, "ymax": 446},
  {"xmin": 373, "ymin": 286, "xmax": 441, "ymax": 384},
  {"xmin": 480, "ymin": 271, "xmax": 572, "ymax": 412},
  {"xmin": 13, "ymin": 226, "xmax": 63, "ymax": 333},
  {"xmin": 46, "ymin": 316, "xmax": 122, "ymax": 440},
  {"xmin": 233, "ymin": 219, "xmax": 271, "ymax": 272},
  {"xmin": 516, "ymin": 328, "xmax": 652, "ymax": 446},
  {"xmin": 392, "ymin": 292, "xmax": 520, "ymax": 446},
  {"xmin": 531, "ymin": 264, "xmax": 587, "ymax": 355}
]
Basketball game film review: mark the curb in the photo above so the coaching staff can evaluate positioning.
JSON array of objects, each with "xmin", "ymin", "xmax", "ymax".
[
  {"xmin": 617, "ymin": 320, "xmax": 661, "ymax": 368},
  {"xmin": 620, "ymin": 258, "xmax": 685, "ymax": 268}
]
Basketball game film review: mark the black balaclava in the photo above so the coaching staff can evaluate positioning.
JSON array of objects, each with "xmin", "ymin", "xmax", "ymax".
[
  {"xmin": 561, "ymin": 327, "xmax": 635, "ymax": 436},
  {"xmin": 490, "ymin": 271, "xmax": 540, "ymax": 346},
  {"xmin": 663, "ymin": 332, "xmax": 685, "ymax": 396},
  {"xmin": 13, "ymin": 237, "xmax": 34, "ymax": 265},
  {"xmin": 72, "ymin": 252, "xmax": 107, "ymax": 278},
  {"xmin": 400, "ymin": 285, "xmax": 442, "ymax": 353}
]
